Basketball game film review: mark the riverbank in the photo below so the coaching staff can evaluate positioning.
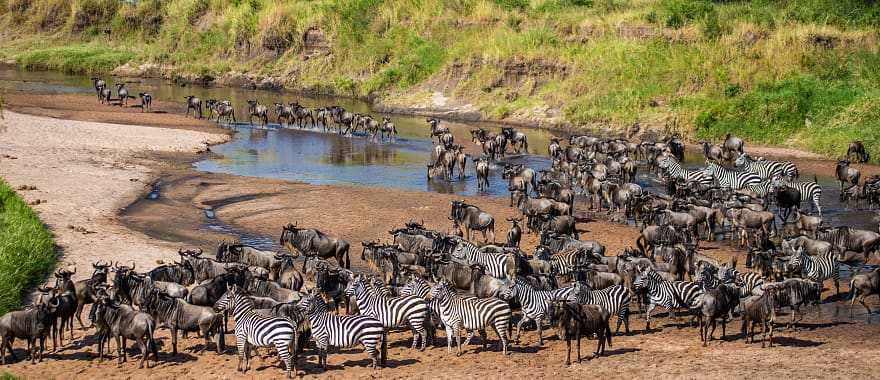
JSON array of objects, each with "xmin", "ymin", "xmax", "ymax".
[
  {"xmin": 0, "ymin": 110, "xmax": 228, "ymax": 282},
  {"xmin": 0, "ymin": 92, "xmax": 879, "ymax": 378}
]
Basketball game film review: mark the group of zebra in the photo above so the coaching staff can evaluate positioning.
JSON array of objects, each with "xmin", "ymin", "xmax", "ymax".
[{"xmin": 181, "ymin": 96, "xmax": 399, "ymax": 142}]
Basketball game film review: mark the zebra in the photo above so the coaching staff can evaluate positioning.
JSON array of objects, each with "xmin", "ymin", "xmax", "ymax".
[
  {"xmin": 498, "ymin": 278, "xmax": 577, "ymax": 345},
  {"xmin": 296, "ymin": 289, "xmax": 386, "ymax": 370},
  {"xmin": 633, "ymin": 267, "xmax": 703, "ymax": 331},
  {"xmin": 657, "ymin": 157, "xmax": 713, "ymax": 186},
  {"xmin": 572, "ymin": 283, "xmax": 631, "ymax": 334},
  {"xmin": 735, "ymin": 154, "xmax": 799, "ymax": 180},
  {"xmin": 717, "ymin": 265, "xmax": 764, "ymax": 297},
  {"xmin": 534, "ymin": 246, "xmax": 589, "ymax": 276},
  {"xmin": 702, "ymin": 162, "xmax": 761, "ymax": 190},
  {"xmin": 429, "ymin": 280, "xmax": 510, "ymax": 356},
  {"xmin": 448, "ymin": 238, "xmax": 513, "ymax": 280},
  {"xmin": 739, "ymin": 181, "xmax": 773, "ymax": 199},
  {"xmin": 771, "ymin": 174, "xmax": 822, "ymax": 216},
  {"xmin": 344, "ymin": 275, "xmax": 429, "ymax": 351},
  {"xmin": 788, "ymin": 247, "xmax": 840, "ymax": 297},
  {"xmin": 695, "ymin": 264, "xmax": 721, "ymax": 290},
  {"xmin": 213, "ymin": 285, "xmax": 297, "ymax": 378}
]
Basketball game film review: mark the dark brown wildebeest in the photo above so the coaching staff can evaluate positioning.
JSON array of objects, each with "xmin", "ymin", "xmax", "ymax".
[
  {"xmin": 475, "ymin": 157, "xmax": 490, "ymax": 191},
  {"xmin": 91, "ymin": 77, "xmax": 106, "ymax": 100},
  {"xmin": 90, "ymin": 294, "xmax": 159, "ymax": 368},
  {"xmin": 548, "ymin": 301, "xmax": 611, "ymax": 365},
  {"xmin": 280, "ymin": 223, "xmax": 351, "ymax": 269}
]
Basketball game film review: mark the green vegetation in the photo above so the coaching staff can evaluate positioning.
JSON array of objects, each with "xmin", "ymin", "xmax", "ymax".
[
  {"xmin": 0, "ymin": 179, "xmax": 57, "ymax": 315},
  {"xmin": 1, "ymin": 0, "xmax": 880, "ymax": 159},
  {"xmin": 17, "ymin": 45, "xmax": 134, "ymax": 74}
]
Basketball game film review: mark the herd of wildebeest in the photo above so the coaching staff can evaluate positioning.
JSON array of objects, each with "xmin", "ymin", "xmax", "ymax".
[{"xmin": 2, "ymin": 78, "xmax": 880, "ymax": 377}]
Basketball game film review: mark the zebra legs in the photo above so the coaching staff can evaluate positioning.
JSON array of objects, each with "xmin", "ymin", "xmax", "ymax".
[
  {"xmin": 615, "ymin": 307, "xmax": 631, "ymax": 335},
  {"xmin": 514, "ymin": 316, "xmax": 532, "ymax": 344},
  {"xmin": 644, "ymin": 303, "xmax": 656, "ymax": 331}
]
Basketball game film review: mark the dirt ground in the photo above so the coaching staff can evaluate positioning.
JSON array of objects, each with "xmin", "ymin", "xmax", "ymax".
[{"xmin": 1, "ymin": 93, "xmax": 880, "ymax": 379}]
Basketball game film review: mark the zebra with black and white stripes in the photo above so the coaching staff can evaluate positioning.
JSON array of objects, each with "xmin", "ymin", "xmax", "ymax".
[
  {"xmin": 498, "ymin": 278, "xmax": 576, "ymax": 345},
  {"xmin": 771, "ymin": 174, "xmax": 823, "ymax": 215},
  {"xmin": 740, "ymin": 181, "xmax": 773, "ymax": 199},
  {"xmin": 345, "ymin": 275, "xmax": 429, "ymax": 350},
  {"xmin": 572, "ymin": 283, "xmax": 631, "ymax": 334},
  {"xmin": 718, "ymin": 264, "xmax": 764, "ymax": 297},
  {"xmin": 429, "ymin": 280, "xmax": 510, "ymax": 356},
  {"xmin": 296, "ymin": 289, "xmax": 386, "ymax": 370},
  {"xmin": 534, "ymin": 246, "xmax": 589, "ymax": 276},
  {"xmin": 633, "ymin": 267, "xmax": 704, "ymax": 331},
  {"xmin": 658, "ymin": 157, "xmax": 714, "ymax": 186},
  {"xmin": 448, "ymin": 238, "xmax": 513, "ymax": 280},
  {"xmin": 788, "ymin": 247, "xmax": 840, "ymax": 296},
  {"xmin": 735, "ymin": 153, "xmax": 799, "ymax": 180},
  {"xmin": 702, "ymin": 162, "xmax": 761, "ymax": 190},
  {"xmin": 214, "ymin": 285, "xmax": 297, "ymax": 377}
]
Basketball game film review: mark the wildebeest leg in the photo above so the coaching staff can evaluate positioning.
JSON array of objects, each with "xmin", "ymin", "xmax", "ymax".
[
  {"xmin": 709, "ymin": 318, "xmax": 717, "ymax": 343},
  {"xmin": 565, "ymin": 334, "xmax": 571, "ymax": 365},
  {"xmin": 137, "ymin": 337, "xmax": 147, "ymax": 369},
  {"xmin": 116, "ymin": 335, "xmax": 124, "ymax": 365},
  {"xmin": 477, "ymin": 329, "xmax": 488, "ymax": 350},
  {"xmin": 76, "ymin": 303, "xmax": 88, "ymax": 329},
  {"xmin": 171, "ymin": 327, "xmax": 178, "ymax": 356}
]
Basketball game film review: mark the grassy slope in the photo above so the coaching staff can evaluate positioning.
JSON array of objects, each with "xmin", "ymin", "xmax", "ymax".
[
  {"xmin": 0, "ymin": 0, "xmax": 879, "ymax": 159},
  {"xmin": 0, "ymin": 179, "xmax": 56, "ymax": 315}
]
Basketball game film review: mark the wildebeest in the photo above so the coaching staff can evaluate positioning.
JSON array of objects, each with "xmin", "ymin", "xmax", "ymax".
[
  {"xmin": 549, "ymin": 301, "xmax": 612, "ymax": 365},
  {"xmin": 216, "ymin": 241, "xmax": 279, "ymax": 271},
  {"xmin": 116, "ymin": 83, "xmax": 133, "ymax": 106},
  {"xmin": 54, "ymin": 263, "xmax": 109, "ymax": 330},
  {"xmin": 0, "ymin": 301, "xmax": 58, "ymax": 364},
  {"xmin": 280, "ymin": 223, "xmax": 351, "ymax": 269},
  {"xmin": 702, "ymin": 141, "xmax": 724, "ymax": 163},
  {"xmin": 450, "ymin": 200, "xmax": 495, "ymax": 242},
  {"xmin": 506, "ymin": 218, "xmax": 522, "ymax": 248},
  {"xmin": 139, "ymin": 93, "xmax": 152, "ymax": 112},
  {"xmin": 142, "ymin": 288, "xmax": 224, "ymax": 355},
  {"xmin": 501, "ymin": 127, "xmax": 529, "ymax": 154},
  {"xmin": 836, "ymin": 159, "xmax": 861, "ymax": 192},
  {"xmin": 272, "ymin": 253, "xmax": 304, "ymax": 291},
  {"xmin": 247, "ymin": 100, "xmax": 269, "ymax": 127},
  {"xmin": 697, "ymin": 284, "xmax": 739, "ymax": 346},
  {"xmin": 850, "ymin": 268, "xmax": 880, "ymax": 315},
  {"xmin": 847, "ymin": 141, "xmax": 870, "ymax": 163},
  {"xmin": 35, "ymin": 285, "xmax": 76, "ymax": 350},
  {"xmin": 740, "ymin": 283, "xmax": 777, "ymax": 348},
  {"xmin": 184, "ymin": 95, "xmax": 202, "ymax": 118},
  {"xmin": 91, "ymin": 77, "xmax": 106, "ymax": 100},
  {"xmin": 90, "ymin": 294, "xmax": 159, "ymax": 368},
  {"xmin": 723, "ymin": 133, "xmax": 744, "ymax": 160}
]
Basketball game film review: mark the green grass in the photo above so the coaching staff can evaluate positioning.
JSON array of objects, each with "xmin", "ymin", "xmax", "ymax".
[
  {"xmin": 0, "ymin": 179, "xmax": 57, "ymax": 316},
  {"xmin": 16, "ymin": 45, "xmax": 134, "ymax": 74},
  {"xmin": 2, "ymin": 0, "xmax": 880, "ymax": 159}
]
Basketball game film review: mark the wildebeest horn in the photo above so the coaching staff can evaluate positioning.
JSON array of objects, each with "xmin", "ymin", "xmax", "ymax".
[
  {"xmin": 130, "ymin": 261, "xmax": 136, "ymax": 271},
  {"xmin": 70, "ymin": 266, "xmax": 77, "ymax": 274}
]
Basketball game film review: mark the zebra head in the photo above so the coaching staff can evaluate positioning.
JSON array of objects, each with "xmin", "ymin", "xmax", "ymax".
[
  {"xmin": 787, "ymin": 247, "xmax": 806, "ymax": 272},
  {"xmin": 296, "ymin": 288, "xmax": 329, "ymax": 315},
  {"xmin": 214, "ymin": 284, "xmax": 246, "ymax": 313},
  {"xmin": 343, "ymin": 275, "xmax": 366, "ymax": 299},
  {"xmin": 497, "ymin": 279, "xmax": 518, "ymax": 301},
  {"xmin": 400, "ymin": 276, "xmax": 428, "ymax": 297},
  {"xmin": 633, "ymin": 266, "xmax": 659, "ymax": 290},
  {"xmin": 428, "ymin": 280, "xmax": 453, "ymax": 301},
  {"xmin": 734, "ymin": 153, "xmax": 748, "ymax": 167}
]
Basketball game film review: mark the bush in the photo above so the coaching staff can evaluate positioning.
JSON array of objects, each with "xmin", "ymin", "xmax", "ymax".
[{"xmin": 0, "ymin": 179, "xmax": 56, "ymax": 316}]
